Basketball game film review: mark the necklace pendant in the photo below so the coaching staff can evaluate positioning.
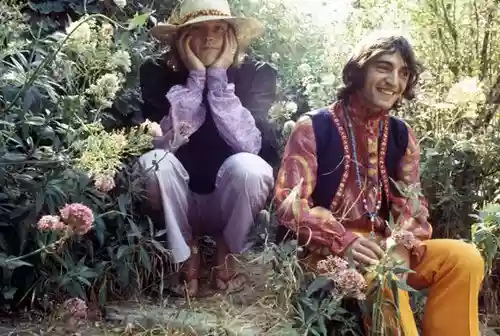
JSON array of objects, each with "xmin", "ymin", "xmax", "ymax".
[{"xmin": 368, "ymin": 213, "xmax": 376, "ymax": 222}]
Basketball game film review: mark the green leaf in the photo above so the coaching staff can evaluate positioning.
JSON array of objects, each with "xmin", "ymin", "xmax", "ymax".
[
  {"xmin": 395, "ymin": 279, "xmax": 417, "ymax": 292},
  {"xmin": 3, "ymin": 287, "xmax": 17, "ymax": 300},
  {"xmin": 99, "ymin": 278, "xmax": 107, "ymax": 305},
  {"xmin": 77, "ymin": 276, "xmax": 92, "ymax": 287},
  {"xmin": 0, "ymin": 257, "xmax": 33, "ymax": 270},
  {"xmin": 305, "ymin": 276, "xmax": 330, "ymax": 297},
  {"xmin": 392, "ymin": 265, "xmax": 416, "ymax": 275},
  {"xmin": 127, "ymin": 12, "xmax": 152, "ymax": 30},
  {"xmin": 154, "ymin": 229, "xmax": 167, "ymax": 238},
  {"xmin": 116, "ymin": 245, "xmax": 129, "ymax": 260},
  {"xmin": 139, "ymin": 246, "xmax": 152, "ymax": 273},
  {"xmin": 94, "ymin": 217, "xmax": 106, "ymax": 246},
  {"xmin": 388, "ymin": 212, "xmax": 395, "ymax": 229},
  {"xmin": 151, "ymin": 240, "xmax": 168, "ymax": 254}
]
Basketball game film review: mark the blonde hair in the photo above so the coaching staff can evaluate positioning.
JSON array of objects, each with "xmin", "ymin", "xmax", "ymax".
[{"xmin": 161, "ymin": 23, "xmax": 245, "ymax": 71}]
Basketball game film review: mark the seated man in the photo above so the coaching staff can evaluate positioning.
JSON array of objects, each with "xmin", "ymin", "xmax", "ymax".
[
  {"xmin": 274, "ymin": 30, "xmax": 484, "ymax": 336},
  {"xmin": 137, "ymin": 0, "xmax": 279, "ymax": 296}
]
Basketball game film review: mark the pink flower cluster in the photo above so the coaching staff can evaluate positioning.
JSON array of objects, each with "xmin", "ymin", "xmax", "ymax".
[
  {"xmin": 391, "ymin": 229, "xmax": 417, "ymax": 250},
  {"xmin": 36, "ymin": 203, "xmax": 94, "ymax": 236},
  {"xmin": 63, "ymin": 297, "xmax": 88, "ymax": 319},
  {"xmin": 94, "ymin": 173, "xmax": 116, "ymax": 193},
  {"xmin": 37, "ymin": 215, "xmax": 67, "ymax": 232},
  {"xmin": 317, "ymin": 255, "xmax": 367, "ymax": 301},
  {"xmin": 60, "ymin": 203, "xmax": 94, "ymax": 235},
  {"xmin": 317, "ymin": 255, "xmax": 349, "ymax": 273}
]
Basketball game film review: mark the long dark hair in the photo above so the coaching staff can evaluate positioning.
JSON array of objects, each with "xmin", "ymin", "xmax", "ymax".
[{"xmin": 337, "ymin": 31, "xmax": 423, "ymax": 105}]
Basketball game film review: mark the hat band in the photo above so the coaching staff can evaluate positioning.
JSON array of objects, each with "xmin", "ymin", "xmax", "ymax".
[{"xmin": 175, "ymin": 9, "xmax": 231, "ymax": 25}]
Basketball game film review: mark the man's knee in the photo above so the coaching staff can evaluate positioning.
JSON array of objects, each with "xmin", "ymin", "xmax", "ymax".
[
  {"xmin": 452, "ymin": 240, "xmax": 485, "ymax": 277},
  {"xmin": 434, "ymin": 239, "xmax": 485, "ymax": 278}
]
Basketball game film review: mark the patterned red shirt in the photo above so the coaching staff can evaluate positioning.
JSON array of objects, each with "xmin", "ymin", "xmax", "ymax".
[{"xmin": 275, "ymin": 94, "xmax": 432, "ymax": 257}]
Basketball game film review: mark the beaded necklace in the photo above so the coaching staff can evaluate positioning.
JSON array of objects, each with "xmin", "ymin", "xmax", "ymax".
[{"xmin": 343, "ymin": 100, "xmax": 383, "ymax": 238}]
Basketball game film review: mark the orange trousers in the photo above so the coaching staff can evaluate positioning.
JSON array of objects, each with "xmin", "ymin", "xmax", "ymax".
[{"xmin": 367, "ymin": 239, "xmax": 485, "ymax": 336}]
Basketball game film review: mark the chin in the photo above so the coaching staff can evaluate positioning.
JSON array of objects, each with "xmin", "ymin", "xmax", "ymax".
[
  {"xmin": 375, "ymin": 102, "xmax": 394, "ymax": 110},
  {"xmin": 370, "ymin": 97, "xmax": 398, "ymax": 110}
]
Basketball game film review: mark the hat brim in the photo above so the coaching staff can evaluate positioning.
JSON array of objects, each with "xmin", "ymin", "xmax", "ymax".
[{"xmin": 150, "ymin": 16, "xmax": 264, "ymax": 49}]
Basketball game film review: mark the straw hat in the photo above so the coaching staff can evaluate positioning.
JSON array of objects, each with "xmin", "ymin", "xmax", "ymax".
[{"xmin": 150, "ymin": 0, "xmax": 264, "ymax": 50}]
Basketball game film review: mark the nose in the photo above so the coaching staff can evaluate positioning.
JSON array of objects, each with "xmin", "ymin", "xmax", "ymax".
[
  {"xmin": 385, "ymin": 70, "xmax": 398, "ymax": 89},
  {"xmin": 202, "ymin": 31, "xmax": 217, "ymax": 44}
]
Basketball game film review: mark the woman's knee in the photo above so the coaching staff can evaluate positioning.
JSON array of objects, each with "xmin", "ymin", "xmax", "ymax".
[
  {"xmin": 138, "ymin": 150, "xmax": 188, "ymax": 210},
  {"xmin": 218, "ymin": 153, "xmax": 274, "ymax": 194},
  {"xmin": 139, "ymin": 150, "xmax": 181, "ymax": 174}
]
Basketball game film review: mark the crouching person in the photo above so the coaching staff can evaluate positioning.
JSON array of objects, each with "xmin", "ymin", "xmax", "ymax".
[
  {"xmin": 274, "ymin": 30, "xmax": 484, "ymax": 336},
  {"xmin": 137, "ymin": 0, "xmax": 279, "ymax": 296}
]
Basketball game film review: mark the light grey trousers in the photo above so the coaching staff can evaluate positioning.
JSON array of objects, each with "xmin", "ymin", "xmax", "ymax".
[{"xmin": 139, "ymin": 149, "xmax": 274, "ymax": 263}]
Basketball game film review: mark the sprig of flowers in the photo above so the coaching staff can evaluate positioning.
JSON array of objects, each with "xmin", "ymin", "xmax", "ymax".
[
  {"xmin": 37, "ymin": 203, "xmax": 94, "ymax": 237},
  {"xmin": 72, "ymin": 122, "xmax": 154, "ymax": 193},
  {"xmin": 317, "ymin": 255, "xmax": 367, "ymax": 300}
]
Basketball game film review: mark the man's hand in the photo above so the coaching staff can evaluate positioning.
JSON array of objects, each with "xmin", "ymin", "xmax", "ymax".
[
  {"xmin": 210, "ymin": 30, "xmax": 237, "ymax": 69},
  {"xmin": 345, "ymin": 236, "xmax": 385, "ymax": 267},
  {"xmin": 177, "ymin": 31, "xmax": 205, "ymax": 71}
]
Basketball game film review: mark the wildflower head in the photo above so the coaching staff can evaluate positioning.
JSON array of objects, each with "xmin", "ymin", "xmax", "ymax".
[
  {"xmin": 37, "ymin": 215, "xmax": 67, "ymax": 232},
  {"xmin": 63, "ymin": 297, "xmax": 88, "ymax": 319},
  {"xmin": 332, "ymin": 268, "xmax": 367, "ymax": 300},
  {"xmin": 60, "ymin": 203, "xmax": 94, "ymax": 235},
  {"xmin": 317, "ymin": 255, "xmax": 349, "ymax": 274},
  {"xmin": 317, "ymin": 255, "xmax": 366, "ymax": 301},
  {"xmin": 94, "ymin": 173, "xmax": 116, "ymax": 193},
  {"xmin": 392, "ymin": 229, "xmax": 417, "ymax": 250}
]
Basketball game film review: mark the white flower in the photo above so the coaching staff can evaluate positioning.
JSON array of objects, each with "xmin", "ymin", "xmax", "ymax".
[
  {"xmin": 284, "ymin": 101, "xmax": 298, "ymax": 113},
  {"xmin": 297, "ymin": 63, "xmax": 311, "ymax": 75},
  {"xmin": 86, "ymin": 73, "xmax": 123, "ymax": 108},
  {"xmin": 66, "ymin": 20, "xmax": 92, "ymax": 42},
  {"xmin": 99, "ymin": 23, "xmax": 114, "ymax": 41},
  {"xmin": 113, "ymin": 0, "xmax": 127, "ymax": 8},
  {"xmin": 111, "ymin": 50, "xmax": 132, "ymax": 73},
  {"xmin": 94, "ymin": 173, "xmax": 116, "ymax": 193}
]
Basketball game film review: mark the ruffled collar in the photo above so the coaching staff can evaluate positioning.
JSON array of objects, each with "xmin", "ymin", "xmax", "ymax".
[
  {"xmin": 345, "ymin": 92, "xmax": 388, "ymax": 123},
  {"xmin": 341, "ymin": 92, "xmax": 388, "ymax": 134}
]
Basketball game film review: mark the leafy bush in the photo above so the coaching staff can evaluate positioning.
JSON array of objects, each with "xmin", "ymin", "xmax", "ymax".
[{"xmin": 0, "ymin": 1, "xmax": 171, "ymax": 311}]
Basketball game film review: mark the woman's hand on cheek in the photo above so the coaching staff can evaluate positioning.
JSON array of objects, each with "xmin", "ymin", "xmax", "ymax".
[
  {"xmin": 177, "ymin": 31, "xmax": 205, "ymax": 71},
  {"xmin": 210, "ymin": 30, "xmax": 237, "ymax": 69}
]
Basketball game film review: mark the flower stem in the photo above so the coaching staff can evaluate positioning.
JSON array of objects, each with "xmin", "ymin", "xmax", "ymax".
[{"xmin": 5, "ymin": 241, "xmax": 58, "ymax": 262}]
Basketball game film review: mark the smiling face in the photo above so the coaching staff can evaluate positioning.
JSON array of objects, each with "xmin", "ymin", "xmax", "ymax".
[
  {"xmin": 360, "ymin": 51, "xmax": 410, "ymax": 111},
  {"xmin": 185, "ymin": 20, "xmax": 230, "ymax": 66}
]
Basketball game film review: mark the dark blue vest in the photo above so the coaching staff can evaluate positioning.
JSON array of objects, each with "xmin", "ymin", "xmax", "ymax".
[{"xmin": 306, "ymin": 108, "xmax": 409, "ymax": 209}]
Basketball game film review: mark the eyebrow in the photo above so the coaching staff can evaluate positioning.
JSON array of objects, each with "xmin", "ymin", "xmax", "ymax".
[{"xmin": 376, "ymin": 59, "xmax": 409, "ymax": 71}]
